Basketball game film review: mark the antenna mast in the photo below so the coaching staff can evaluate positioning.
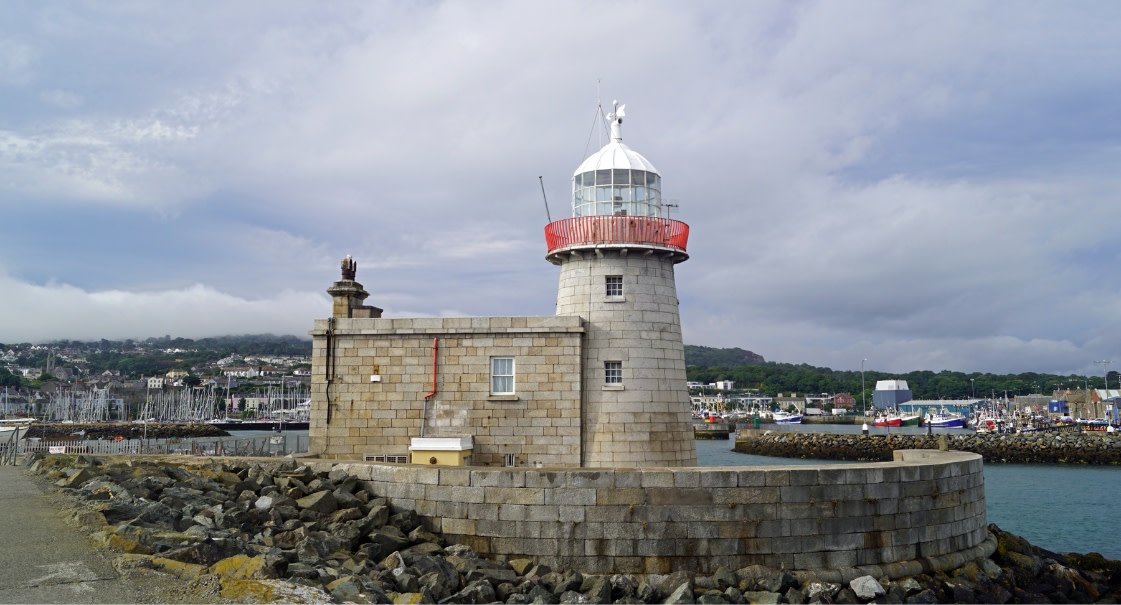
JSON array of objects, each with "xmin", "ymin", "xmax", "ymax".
[{"xmin": 539, "ymin": 176, "xmax": 552, "ymax": 223}]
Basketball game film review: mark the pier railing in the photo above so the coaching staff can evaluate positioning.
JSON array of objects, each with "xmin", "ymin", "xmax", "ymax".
[
  {"xmin": 544, "ymin": 216, "xmax": 690, "ymax": 254},
  {"xmin": 1, "ymin": 431, "xmax": 18, "ymax": 466}
]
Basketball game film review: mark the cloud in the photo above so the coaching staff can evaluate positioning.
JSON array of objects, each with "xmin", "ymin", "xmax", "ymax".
[
  {"xmin": 2, "ymin": 1, "xmax": 1121, "ymax": 378},
  {"xmin": 0, "ymin": 35, "xmax": 35, "ymax": 86},
  {"xmin": 40, "ymin": 89, "xmax": 83, "ymax": 109},
  {"xmin": 0, "ymin": 272, "xmax": 325, "ymax": 344}
]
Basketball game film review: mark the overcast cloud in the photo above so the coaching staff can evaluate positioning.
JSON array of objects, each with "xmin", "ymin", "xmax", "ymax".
[{"xmin": 2, "ymin": 1, "xmax": 1120, "ymax": 377}]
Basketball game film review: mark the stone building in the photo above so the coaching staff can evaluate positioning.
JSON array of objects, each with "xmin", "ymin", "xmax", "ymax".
[
  {"xmin": 304, "ymin": 107, "xmax": 992, "ymax": 577},
  {"xmin": 310, "ymin": 105, "xmax": 697, "ymax": 467}
]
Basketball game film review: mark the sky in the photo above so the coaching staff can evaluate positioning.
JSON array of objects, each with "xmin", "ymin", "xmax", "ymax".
[{"xmin": 2, "ymin": 1, "xmax": 1121, "ymax": 377}]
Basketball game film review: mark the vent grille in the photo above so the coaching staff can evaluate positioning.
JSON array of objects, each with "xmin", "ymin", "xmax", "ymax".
[{"xmin": 364, "ymin": 453, "xmax": 408, "ymax": 464}]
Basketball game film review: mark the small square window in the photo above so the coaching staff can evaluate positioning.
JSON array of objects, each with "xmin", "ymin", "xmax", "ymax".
[
  {"xmin": 491, "ymin": 357, "xmax": 515, "ymax": 394},
  {"xmin": 604, "ymin": 361, "xmax": 623, "ymax": 385},
  {"xmin": 605, "ymin": 276, "xmax": 623, "ymax": 297}
]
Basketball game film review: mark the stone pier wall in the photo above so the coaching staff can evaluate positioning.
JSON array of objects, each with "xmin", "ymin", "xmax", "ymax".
[{"xmin": 308, "ymin": 449, "xmax": 987, "ymax": 576}]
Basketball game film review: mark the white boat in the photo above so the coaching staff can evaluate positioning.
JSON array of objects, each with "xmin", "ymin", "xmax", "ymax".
[
  {"xmin": 973, "ymin": 411, "xmax": 1009, "ymax": 433},
  {"xmin": 0, "ymin": 418, "xmax": 36, "ymax": 441},
  {"xmin": 772, "ymin": 411, "xmax": 803, "ymax": 424}
]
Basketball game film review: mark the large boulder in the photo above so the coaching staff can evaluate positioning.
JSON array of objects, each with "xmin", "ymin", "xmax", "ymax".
[
  {"xmin": 294, "ymin": 490, "xmax": 337, "ymax": 515},
  {"xmin": 849, "ymin": 575, "xmax": 886, "ymax": 600}
]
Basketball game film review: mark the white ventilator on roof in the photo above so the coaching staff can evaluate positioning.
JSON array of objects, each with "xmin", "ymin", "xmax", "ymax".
[
  {"xmin": 875, "ymin": 380, "xmax": 910, "ymax": 391},
  {"xmin": 571, "ymin": 101, "xmax": 664, "ymax": 218},
  {"xmin": 574, "ymin": 103, "xmax": 658, "ymax": 174}
]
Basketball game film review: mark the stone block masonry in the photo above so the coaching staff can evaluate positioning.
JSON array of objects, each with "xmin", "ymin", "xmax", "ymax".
[
  {"xmin": 553, "ymin": 252, "xmax": 697, "ymax": 467},
  {"xmin": 309, "ymin": 316, "xmax": 585, "ymax": 465},
  {"xmin": 308, "ymin": 449, "xmax": 989, "ymax": 576}
]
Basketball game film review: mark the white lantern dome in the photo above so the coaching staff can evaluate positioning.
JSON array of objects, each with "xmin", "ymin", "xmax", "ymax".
[{"xmin": 571, "ymin": 103, "xmax": 663, "ymax": 218}]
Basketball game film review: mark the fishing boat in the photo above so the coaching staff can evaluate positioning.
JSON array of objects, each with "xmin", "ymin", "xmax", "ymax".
[
  {"xmin": 925, "ymin": 409, "xmax": 968, "ymax": 429},
  {"xmin": 972, "ymin": 410, "xmax": 1009, "ymax": 433},
  {"xmin": 772, "ymin": 410, "xmax": 803, "ymax": 424},
  {"xmin": 872, "ymin": 411, "xmax": 921, "ymax": 427}
]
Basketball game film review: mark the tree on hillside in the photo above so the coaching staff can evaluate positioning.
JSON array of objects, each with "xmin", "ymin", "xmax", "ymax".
[
  {"xmin": 0, "ymin": 367, "xmax": 21, "ymax": 388},
  {"xmin": 683, "ymin": 347, "xmax": 1099, "ymax": 401}
]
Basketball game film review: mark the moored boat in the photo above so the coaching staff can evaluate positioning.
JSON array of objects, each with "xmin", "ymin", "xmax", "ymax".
[
  {"xmin": 872, "ymin": 411, "xmax": 922, "ymax": 427},
  {"xmin": 0, "ymin": 417, "xmax": 36, "ymax": 438},
  {"xmin": 871, "ymin": 413, "xmax": 899, "ymax": 427},
  {"xmin": 1, "ymin": 419, "xmax": 36, "ymax": 457},
  {"xmin": 772, "ymin": 410, "xmax": 803, "ymax": 424},
  {"xmin": 926, "ymin": 409, "xmax": 968, "ymax": 429},
  {"xmin": 973, "ymin": 410, "xmax": 1011, "ymax": 433}
]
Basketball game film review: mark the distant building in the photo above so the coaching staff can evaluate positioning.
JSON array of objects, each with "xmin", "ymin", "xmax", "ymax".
[
  {"xmin": 726, "ymin": 393, "xmax": 773, "ymax": 411},
  {"xmin": 222, "ymin": 366, "xmax": 260, "ymax": 378},
  {"xmin": 774, "ymin": 393, "xmax": 804, "ymax": 412},
  {"xmin": 1090, "ymin": 389, "xmax": 1121, "ymax": 420},
  {"xmin": 872, "ymin": 379, "xmax": 912, "ymax": 408},
  {"xmin": 1013, "ymin": 394, "xmax": 1052, "ymax": 414},
  {"xmin": 833, "ymin": 392, "xmax": 855, "ymax": 412}
]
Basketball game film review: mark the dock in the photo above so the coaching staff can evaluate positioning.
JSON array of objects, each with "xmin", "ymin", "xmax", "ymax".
[{"xmin": 693, "ymin": 421, "xmax": 732, "ymax": 439}]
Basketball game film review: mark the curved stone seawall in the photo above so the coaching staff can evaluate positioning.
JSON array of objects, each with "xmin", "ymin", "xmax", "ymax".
[
  {"xmin": 309, "ymin": 449, "xmax": 988, "ymax": 576},
  {"xmin": 733, "ymin": 431, "xmax": 1121, "ymax": 464}
]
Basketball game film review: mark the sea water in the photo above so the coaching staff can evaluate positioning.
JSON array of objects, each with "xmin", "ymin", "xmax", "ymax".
[{"xmin": 695, "ymin": 438, "xmax": 1121, "ymax": 560}]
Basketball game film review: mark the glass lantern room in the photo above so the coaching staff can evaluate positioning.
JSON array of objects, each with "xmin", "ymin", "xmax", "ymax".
[
  {"xmin": 571, "ymin": 103, "xmax": 663, "ymax": 218},
  {"xmin": 573, "ymin": 169, "xmax": 662, "ymax": 218}
]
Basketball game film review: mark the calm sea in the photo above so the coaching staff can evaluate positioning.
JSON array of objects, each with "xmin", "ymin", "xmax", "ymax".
[{"xmin": 696, "ymin": 428, "xmax": 1121, "ymax": 560}]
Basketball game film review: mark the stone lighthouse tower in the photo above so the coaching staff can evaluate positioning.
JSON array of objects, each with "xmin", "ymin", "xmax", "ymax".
[{"xmin": 545, "ymin": 103, "xmax": 697, "ymax": 467}]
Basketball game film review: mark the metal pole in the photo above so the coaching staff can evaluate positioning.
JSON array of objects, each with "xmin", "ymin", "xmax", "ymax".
[
  {"xmin": 861, "ymin": 358, "xmax": 868, "ymax": 415},
  {"xmin": 1093, "ymin": 360, "xmax": 1112, "ymax": 418}
]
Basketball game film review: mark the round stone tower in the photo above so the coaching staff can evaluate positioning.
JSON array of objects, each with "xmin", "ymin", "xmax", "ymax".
[{"xmin": 545, "ymin": 103, "xmax": 697, "ymax": 467}]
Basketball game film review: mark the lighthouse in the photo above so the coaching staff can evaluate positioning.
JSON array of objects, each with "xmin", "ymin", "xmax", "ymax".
[{"xmin": 545, "ymin": 103, "xmax": 697, "ymax": 467}]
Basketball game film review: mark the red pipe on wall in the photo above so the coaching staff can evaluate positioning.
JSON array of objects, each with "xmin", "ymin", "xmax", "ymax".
[
  {"xmin": 424, "ymin": 337, "xmax": 438, "ymax": 401},
  {"xmin": 420, "ymin": 337, "xmax": 438, "ymax": 437}
]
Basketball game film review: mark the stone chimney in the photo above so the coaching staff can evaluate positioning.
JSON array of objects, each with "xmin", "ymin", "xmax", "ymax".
[{"xmin": 327, "ymin": 255, "xmax": 383, "ymax": 318}]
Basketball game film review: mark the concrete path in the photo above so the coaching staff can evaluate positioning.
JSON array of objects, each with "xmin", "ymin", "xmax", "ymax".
[{"xmin": 0, "ymin": 463, "xmax": 189, "ymax": 603}]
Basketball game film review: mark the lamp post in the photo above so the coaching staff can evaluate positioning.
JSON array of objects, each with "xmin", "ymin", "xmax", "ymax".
[
  {"xmin": 1094, "ymin": 360, "xmax": 1111, "ymax": 418},
  {"xmin": 861, "ymin": 358, "xmax": 868, "ymax": 414},
  {"xmin": 970, "ymin": 378, "xmax": 975, "ymax": 400}
]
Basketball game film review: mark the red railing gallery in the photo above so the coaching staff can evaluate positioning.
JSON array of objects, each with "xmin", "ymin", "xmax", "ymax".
[{"xmin": 544, "ymin": 216, "xmax": 690, "ymax": 254}]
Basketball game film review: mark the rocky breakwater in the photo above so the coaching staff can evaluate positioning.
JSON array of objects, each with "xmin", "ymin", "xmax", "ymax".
[
  {"xmin": 734, "ymin": 430, "xmax": 1121, "ymax": 464},
  {"xmin": 24, "ymin": 453, "xmax": 1121, "ymax": 604},
  {"xmin": 30, "ymin": 422, "xmax": 229, "ymax": 441}
]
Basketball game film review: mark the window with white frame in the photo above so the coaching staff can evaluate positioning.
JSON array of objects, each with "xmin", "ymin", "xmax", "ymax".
[
  {"xmin": 491, "ymin": 357, "xmax": 515, "ymax": 394},
  {"xmin": 604, "ymin": 361, "xmax": 623, "ymax": 385},
  {"xmin": 605, "ymin": 275, "xmax": 623, "ymax": 297}
]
